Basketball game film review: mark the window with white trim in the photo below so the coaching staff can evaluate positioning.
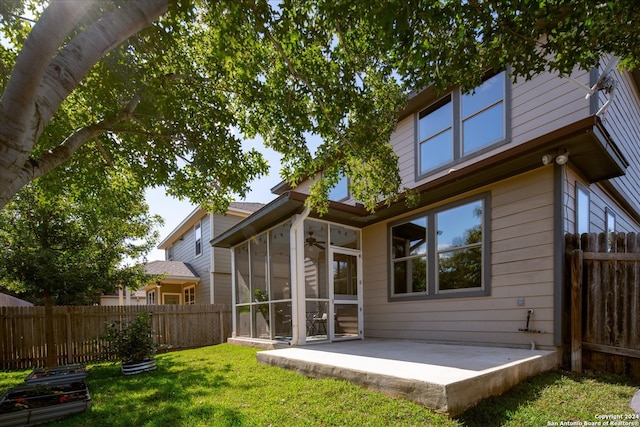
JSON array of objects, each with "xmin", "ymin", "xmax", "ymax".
[
  {"xmin": 576, "ymin": 184, "xmax": 590, "ymax": 235},
  {"xmin": 418, "ymin": 71, "xmax": 507, "ymax": 176},
  {"xmin": 147, "ymin": 290, "xmax": 156, "ymax": 305},
  {"xmin": 195, "ymin": 222, "xmax": 202, "ymax": 257},
  {"xmin": 184, "ymin": 286, "xmax": 195, "ymax": 305},
  {"xmin": 390, "ymin": 195, "xmax": 489, "ymax": 300},
  {"xmin": 605, "ymin": 207, "xmax": 616, "ymax": 251}
]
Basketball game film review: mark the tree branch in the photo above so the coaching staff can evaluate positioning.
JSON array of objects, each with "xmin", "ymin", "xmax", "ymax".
[
  {"xmin": 35, "ymin": 1, "xmax": 168, "ymax": 136},
  {"xmin": 259, "ymin": 22, "xmax": 351, "ymax": 149},
  {"xmin": 0, "ymin": 105, "xmax": 135, "ymax": 208},
  {"xmin": 0, "ymin": 0, "xmax": 91, "ymax": 127}
]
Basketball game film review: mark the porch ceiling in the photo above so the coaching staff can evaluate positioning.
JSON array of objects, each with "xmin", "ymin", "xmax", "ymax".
[{"xmin": 212, "ymin": 115, "xmax": 627, "ymax": 248}]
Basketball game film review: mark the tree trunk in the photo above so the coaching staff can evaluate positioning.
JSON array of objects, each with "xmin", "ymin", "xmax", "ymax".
[
  {"xmin": 0, "ymin": 0, "xmax": 169, "ymax": 210},
  {"xmin": 44, "ymin": 287, "xmax": 57, "ymax": 367}
]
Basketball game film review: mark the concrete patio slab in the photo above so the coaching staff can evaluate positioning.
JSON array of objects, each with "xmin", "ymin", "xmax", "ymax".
[{"xmin": 256, "ymin": 339, "xmax": 561, "ymax": 416}]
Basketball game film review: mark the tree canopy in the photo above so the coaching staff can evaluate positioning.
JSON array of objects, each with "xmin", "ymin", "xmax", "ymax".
[
  {"xmin": 0, "ymin": 169, "xmax": 161, "ymax": 306},
  {"xmin": 1, "ymin": 0, "xmax": 639, "ymax": 214}
]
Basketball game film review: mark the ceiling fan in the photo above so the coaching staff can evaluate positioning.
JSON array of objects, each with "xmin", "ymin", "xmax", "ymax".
[{"xmin": 305, "ymin": 231, "xmax": 325, "ymax": 250}]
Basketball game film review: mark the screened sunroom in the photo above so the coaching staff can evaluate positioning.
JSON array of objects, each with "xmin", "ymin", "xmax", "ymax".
[{"xmin": 212, "ymin": 192, "xmax": 364, "ymax": 346}]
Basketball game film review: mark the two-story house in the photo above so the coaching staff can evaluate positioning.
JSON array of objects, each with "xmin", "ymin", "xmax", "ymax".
[
  {"xmin": 143, "ymin": 202, "xmax": 264, "ymax": 306},
  {"xmin": 211, "ymin": 60, "xmax": 640, "ymax": 355}
]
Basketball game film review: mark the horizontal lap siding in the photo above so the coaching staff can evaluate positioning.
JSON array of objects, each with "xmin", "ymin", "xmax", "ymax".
[
  {"xmin": 600, "ymin": 69, "xmax": 640, "ymax": 219},
  {"xmin": 394, "ymin": 71, "xmax": 590, "ymax": 191},
  {"xmin": 565, "ymin": 168, "xmax": 640, "ymax": 236},
  {"xmin": 170, "ymin": 215, "xmax": 211, "ymax": 304},
  {"xmin": 511, "ymin": 69, "xmax": 590, "ymax": 145},
  {"xmin": 362, "ymin": 168, "xmax": 555, "ymax": 349},
  {"xmin": 193, "ymin": 218, "xmax": 212, "ymax": 304}
]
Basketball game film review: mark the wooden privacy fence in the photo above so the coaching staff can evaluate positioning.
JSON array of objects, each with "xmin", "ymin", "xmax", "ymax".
[
  {"xmin": 567, "ymin": 232, "xmax": 640, "ymax": 378},
  {"xmin": 0, "ymin": 304, "xmax": 231, "ymax": 370}
]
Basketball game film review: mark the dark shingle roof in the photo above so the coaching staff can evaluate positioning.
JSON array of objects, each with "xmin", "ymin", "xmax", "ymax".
[{"xmin": 144, "ymin": 261, "xmax": 199, "ymax": 279}]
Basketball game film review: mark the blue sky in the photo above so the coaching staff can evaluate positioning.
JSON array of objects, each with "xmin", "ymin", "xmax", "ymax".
[{"xmin": 145, "ymin": 135, "xmax": 320, "ymax": 261}]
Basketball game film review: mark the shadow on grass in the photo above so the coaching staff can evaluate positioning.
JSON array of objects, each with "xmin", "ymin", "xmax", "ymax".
[
  {"xmin": 45, "ymin": 349, "xmax": 251, "ymax": 426},
  {"xmin": 456, "ymin": 369, "xmax": 639, "ymax": 427}
]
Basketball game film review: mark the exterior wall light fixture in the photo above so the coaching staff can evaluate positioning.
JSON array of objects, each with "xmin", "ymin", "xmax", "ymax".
[{"xmin": 541, "ymin": 148, "xmax": 570, "ymax": 166}]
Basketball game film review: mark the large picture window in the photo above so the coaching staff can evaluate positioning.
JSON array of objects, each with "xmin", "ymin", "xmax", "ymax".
[
  {"xmin": 389, "ymin": 195, "xmax": 489, "ymax": 300},
  {"xmin": 418, "ymin": 71, "xmax": 508, "ymax": 176}
]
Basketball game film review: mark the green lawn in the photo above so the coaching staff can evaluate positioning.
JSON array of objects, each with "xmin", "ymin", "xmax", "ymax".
[{"xmin": 1, "ymin": 344, "xmax": 637, "ymax": 426}]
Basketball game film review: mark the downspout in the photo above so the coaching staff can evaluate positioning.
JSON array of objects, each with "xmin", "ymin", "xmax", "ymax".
[{"xmin": 289, "ymin": 206, "xmax": 310, "ymax": 346}]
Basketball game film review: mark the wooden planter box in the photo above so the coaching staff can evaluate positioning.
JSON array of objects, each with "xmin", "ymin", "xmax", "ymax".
[
  {"xmin": 121, "ymin": 358, "xmax": 157, "ymax": 375},
  {"xmin": 25, "ymin": 364, "xmax": 87, "ymax": 386},
  {"xmin": 0, "ymin": 381, "xmax": 91, "ymax": 426}
]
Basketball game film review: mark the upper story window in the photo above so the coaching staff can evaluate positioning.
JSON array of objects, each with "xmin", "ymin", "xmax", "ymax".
[
  {"xmin": 166, "ymin": 245, "xmax": 174, "ymax": 261},
  {"xmin": 389, "ymin": 194, "xmax": 490, "ymax": 300},
  {"xmin": 194, "ymin": 221, "xmax": 202, "ymax": 257},
  {"xmin": 418, "ymin": 71, "xmax": 508, "ymax": 177},
  {"xmin": 328, "ymin": 174, "xmax": 349, "ymax": 202}
]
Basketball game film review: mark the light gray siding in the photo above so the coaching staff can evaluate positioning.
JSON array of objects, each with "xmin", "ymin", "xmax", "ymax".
[
  {"xmin": 564, "ymin": 169, "xmax": 640, "ymax": 235},
  {"xmin": 210, "ymin": 213, "xmax": 250, "ymax": 305},
  {"xmin": 166, "ymin": 215, "xmax": 211, "ymax": 304},
  {"xmin": 600, "ymin": 68, "xmax": 640, "ymax": 215}
]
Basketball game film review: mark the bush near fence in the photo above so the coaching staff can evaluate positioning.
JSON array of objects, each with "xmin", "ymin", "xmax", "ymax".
[{"xmin": 0, "ymin": 304, "xmax": 231, "ymax": 370}]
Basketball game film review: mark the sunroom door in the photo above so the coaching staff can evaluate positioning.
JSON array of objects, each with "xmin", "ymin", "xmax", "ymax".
[{"xmin": 330, "ymin": 248, "xmax": 362, "ymax": 341}]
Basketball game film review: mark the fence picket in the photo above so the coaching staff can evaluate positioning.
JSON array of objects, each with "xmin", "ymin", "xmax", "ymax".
[
  {"xmin": 0, "ymin": 304, "xmax": 231, "ymax": 370},
  {"xmin": 567, "ymin": 232, "xmax": 640, "ymax": 379}
]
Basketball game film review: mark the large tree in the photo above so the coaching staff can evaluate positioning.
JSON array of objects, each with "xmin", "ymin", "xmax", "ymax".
[
  {"xmin": 0, "ymin": 172, "xmax": 160, "ymax": 307},
  {"xmin": 0, "ymin": 167, "xmax": 161, "ymax": 366},
  {"xmin": 1, "ymin": 1, "xmax": 639, "ymax": 214}
]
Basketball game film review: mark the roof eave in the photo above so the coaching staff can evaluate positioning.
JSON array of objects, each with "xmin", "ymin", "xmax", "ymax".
[{"xmin": 213, "ymin": 116, "xmax": 628, "ymax": 247}]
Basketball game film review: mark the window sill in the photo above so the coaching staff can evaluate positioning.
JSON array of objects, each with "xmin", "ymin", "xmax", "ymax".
[{"xmin": 389, "ymin": 288, "xmax": 489, "ymax": 302}]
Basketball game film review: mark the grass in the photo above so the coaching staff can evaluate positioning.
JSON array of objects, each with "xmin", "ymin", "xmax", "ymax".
[{"xmin": 0, "ymin": 344, "xmax": 637, "ymax": 426}]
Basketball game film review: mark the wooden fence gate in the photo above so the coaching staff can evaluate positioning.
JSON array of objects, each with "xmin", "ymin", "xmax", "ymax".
[
  {"xmin": 0, "ymin": 304, "xmax": 231, "ymax": 370},
  {"xmin": 566, "ymin": 232, "xmax": 640, "ymax": 379}
]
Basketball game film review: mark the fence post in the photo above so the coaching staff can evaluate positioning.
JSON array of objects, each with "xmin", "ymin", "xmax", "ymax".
[
  {"xmin": 66, "ymin": 310, "xmax": 73, "ymax": 364},
  {"xmin": 219, "ymin": 308, "xmax": 225, "ymax": 344},
  {"xmin": 571, "ymin": 248, "xmax": 583, "ymax": 372}
]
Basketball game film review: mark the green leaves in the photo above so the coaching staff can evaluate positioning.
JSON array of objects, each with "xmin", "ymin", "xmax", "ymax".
[
  {"xmin": 3, "ymin": 0, "xmax": 640, "ymax": 217},
  {"xmin": 0, "ymin": 171, "xmax": 160, "ymax": 306}
]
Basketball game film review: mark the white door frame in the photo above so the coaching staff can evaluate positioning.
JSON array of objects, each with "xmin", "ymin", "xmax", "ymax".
[{"xmin": 328, "ymin": 247, "xmax": 363, "ymax": 341}]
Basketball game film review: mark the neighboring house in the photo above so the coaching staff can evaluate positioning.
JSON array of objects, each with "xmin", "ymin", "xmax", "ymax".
[
  {"xmin": 0, "ymin": 292, "xmax": 33, "ymax": 307},
  {"xmin": 145, "ymin": 202, "xmax": 264, "ymax": 306},
  {"xmin": 212, "ymin": 60, "xmax": 640, "ymax": 353},
  {"xmin": 99, "ymin": 287, "xmax": 146, "ymax": 306}
]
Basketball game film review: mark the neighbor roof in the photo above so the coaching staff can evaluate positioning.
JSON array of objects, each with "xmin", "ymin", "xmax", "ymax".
[
  {"xmin": 228, "ymin": 201, "xmax": 265, "ymax": 213},
  {"xmin": 144, "ymin": 260, "xmax": 200, "ymax": 280}
]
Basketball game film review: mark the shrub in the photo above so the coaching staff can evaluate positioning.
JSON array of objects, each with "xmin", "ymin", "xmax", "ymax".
[{"xmin": 101, "ymin": 312, "xmax": 156, "ymax": 363}]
